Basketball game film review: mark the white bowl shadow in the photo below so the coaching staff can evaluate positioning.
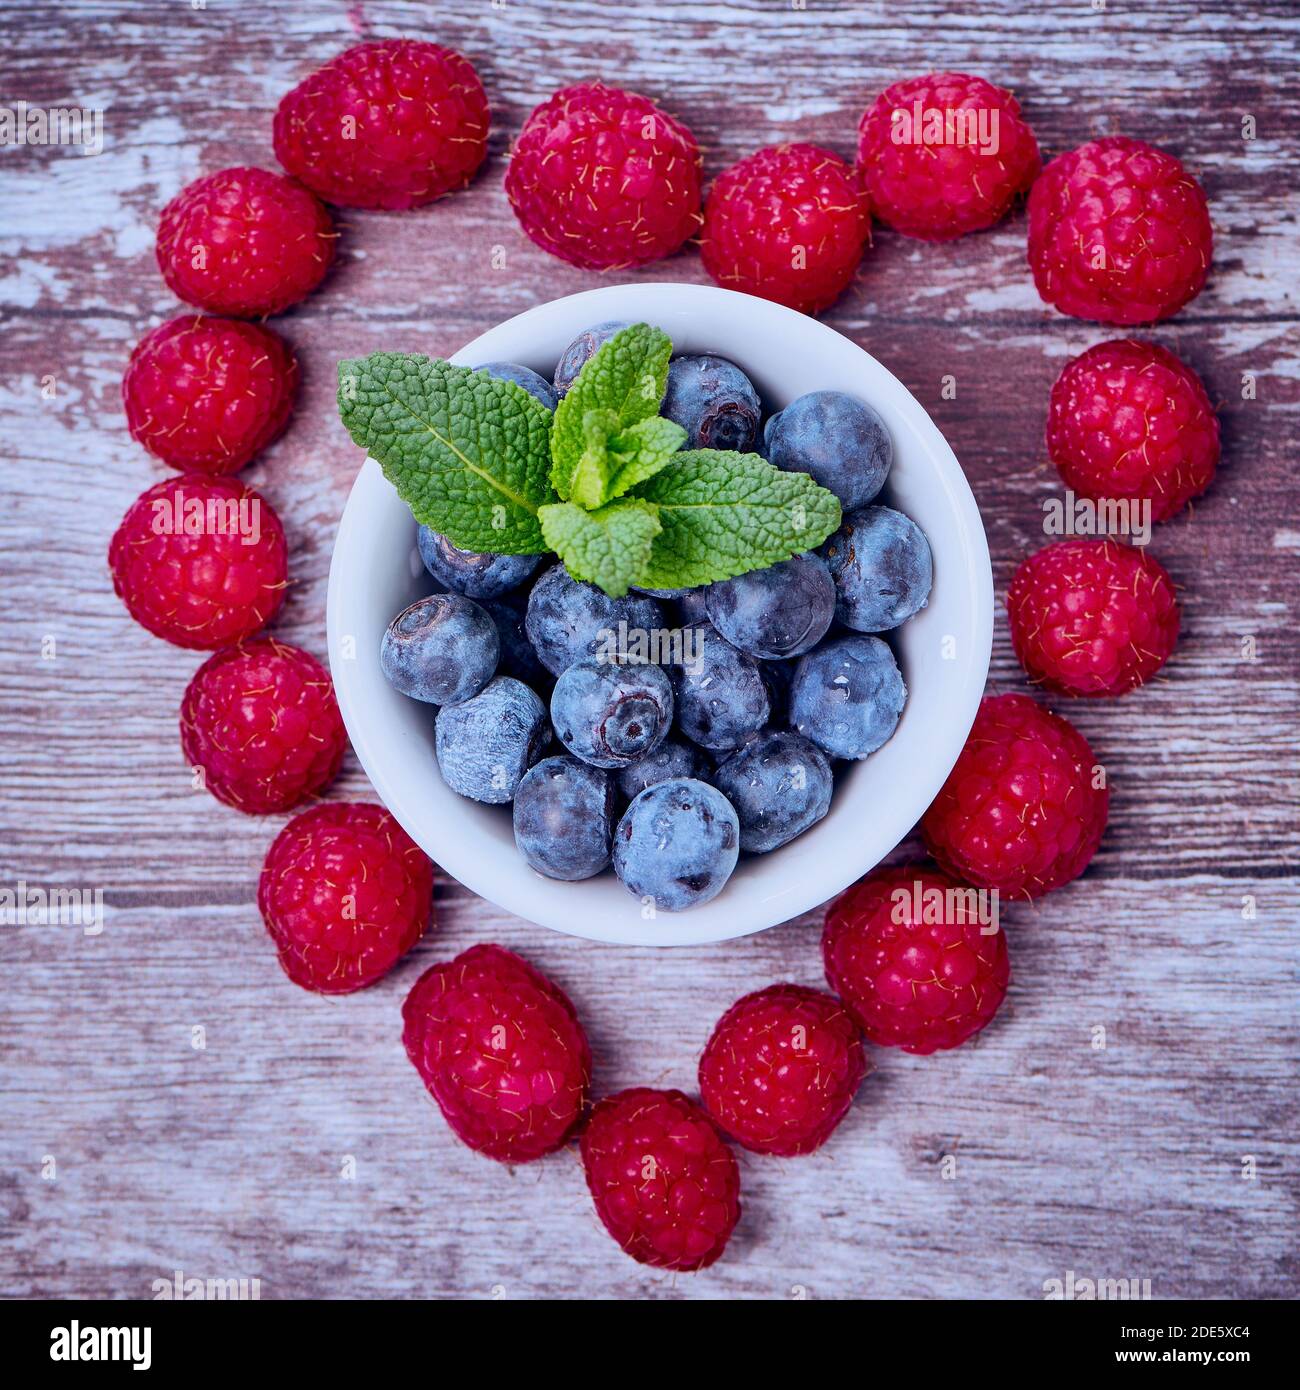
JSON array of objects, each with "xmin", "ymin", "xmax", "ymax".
[{"xmin": 327, "ymin": 283, "xmax": 992, "ymax": 946}]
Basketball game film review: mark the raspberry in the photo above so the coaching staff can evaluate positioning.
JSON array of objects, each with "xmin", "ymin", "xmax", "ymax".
[
  {"xmin": 698, "ymin": 984, "xmax": 867, "ymax": 1154},
  {"xmin": 505, "ymin": 82, "xmax": 702, "ymax": 270},
  {"xmin": 581, "ymin": 1088, "xmax": 741, "ymax": 1270},
  {"xmin": 108, "ymin": 475, "xmax": 287, "ymax": 650},
  {"xmin": 122, "ymin": 316, "xmax": 298, "ymax": 475},
  {"xmin": 180, "ymin": 638, "xmax": 346, "ymax": 814},
  {"xmin": 156, "ymin": 167, "xmax": 336, "ymax": 317},
  {"xmin": 1008, "ymin": 539, "xmax": 1180, "ymax": 697},
  {"xmin": 699, "ymin": 143, "xmax": 871, "ymax": 315},
  {"xmin": 1047, "ymin": 338, "xmax": 1220, "ymax": 521},
  {"xmin": 258, "ymin": 803, "xmax": 432, "ymax": 994},
  {"xmin": 921, "ymin": 693, "xmax": 1108, "ymax": 899},
  {"xmin": 856, "ymin": 72, "xmax": 1040, "ymax": 240},
  {"xmin": 401, "ymin": 944, "xmax": 591, "ymax": 1163},
  {"xmin": 823, "ymin": 864, "xmax": 1010, "ymax": 1055},
  {"xmin": 1027, "ymin": 137, "xmax": 1212, "ymax": 323},
  {"xmin": 273, "ymin": 39, "xmax": 489, "ymax": 211}
]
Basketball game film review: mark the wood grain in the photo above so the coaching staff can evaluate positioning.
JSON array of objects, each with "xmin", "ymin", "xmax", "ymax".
[{"xmin": 1, "ymin": 0, "xmax": 1297, "ymax": 1299}]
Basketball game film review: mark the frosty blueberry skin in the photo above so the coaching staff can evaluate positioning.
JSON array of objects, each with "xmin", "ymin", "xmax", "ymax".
[
  {"xmin": 661, "ymin": 354, "xmax": 762, "ymax": 452},
  {"xmin": 434, "ymin": 676, "xmax": 549, "ymax": 803},
  {"xmin": 820, "ymin": 505, "xmax": 933, "ymax": 632},
  {"xmin": 380, "ymin": 593, "xmax": 500, "ymax": 705},
  {"xmin": 513, "ymin": 756, "xmax": 616, "ymax": 880},
  {"xmin": 671, "ymin": 623, "xmax": 770, "ymax": 751},
  {"xmin": 712, "ymin": 730, "xmax": 833, "ymax": 853},
  {"xmin": 552, "ymin": 320, "xmax": 633, "ymax": 396},
  {"xmin": 764, "ymin": 390, "xmax": 892, "ymax": 512},
  {"xmin": 550, "ymin": 658, "xmax": 674, "ymax": 770},
  {"xmin": 477, "ymin": 360, "xmax": 558, "ymax": 411},
  {"xmin": 525, "ymin": 563, "xmax": 667, "ymax": 677},
  {"xmin": 790, "ymin": 635, "xmax": 906, "ymax": 760},
  {"xmin": 613, "ymin": 777, "xmax": 740, "ymax": 911},
  {"xmin": 417, "ymin": 526, "xmax": 541, "ymax": 601},
  {"xmin": 705, "ymin": 553, "xmax": 836, "ymax": 660},
  {"xmin": 481, "ymin": 595, "xmax": 553, "ymax": 692},
  {"xmin": 674, "ymin": 586, "xmax": 711, "ymax": 624},
  {"xmin": 615, "ymin": 738, "xmax": 707, "ymax": 800}
]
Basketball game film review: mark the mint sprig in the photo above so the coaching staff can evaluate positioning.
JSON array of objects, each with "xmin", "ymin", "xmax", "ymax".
[
  {"xmin": 538, "ymin": 498, "xmax": 662, "ymax": 598},
  {"xmin": 338, "ymin": 324, "xmax": 844, "ymax": 597},
  {"xmin": 338, "ymin": 354, "xmax": 555, "ymax": 554},
  {"xmin": 632, "ymin": 450, "xmax": 842, "ymax": 589}
]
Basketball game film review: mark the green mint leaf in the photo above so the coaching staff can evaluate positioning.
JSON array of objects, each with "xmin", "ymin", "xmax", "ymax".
[
  {"xmin": 550, "ymin": 323, "xmax": 672, "ymax": 500},
  {"xmin": 631, "ymin": 450, "xmax": 842, "ymax": 589},
  {"xmin": 568, "ymin": 408, "xmax": 619, "ymax": 511},
  {"xmin": 538, "ymin": 498, "xmax": 662, "ymax": 599},
  {"xmin": 605, "ymin": 415, "xmax": 688, "ymax": 500},
  {"xmin": 338, "ymin": 353, "xmax": 555, "ymax": 554}
]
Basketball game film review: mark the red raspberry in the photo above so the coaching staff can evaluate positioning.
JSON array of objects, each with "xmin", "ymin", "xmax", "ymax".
[
  {"xmin": 258, "ymin": 802, "xmax": 432, "ymax": 994},
  {"xmin": 824, "ymin": 865, "xmax": 1010, "ymax": 1054},
  {"xmin": 180, "ymin": 638, "xmax": 347, "ymax": 814},
  {"xmin": 699, "ymin": 143, "xmax": 871, "ymax": 315},
  {"xmin": 921, "ymin": 693, "xmax": 1108, "ymax": 899},
  {"xmin": 1047, "ymin": 339, "xmax": 1220, "ymax": 521},
  {"xmin": 156, "ymin": 167, "xmax": 336, "ymax": 317},
  {"xmin": 122, "ymin": 316, "xmax": 298, "ymax": 475},
  {"xmin": 1008, "ymin": 539, "xmax": 1180, "ymax": 697},
  {"xmin": 505, "ymin": 82, "xmax": 702, "ymax": 270},
  {"xmin": 698, "ymin": 984, "xmax": 867, "ymax": 1155},
  {"xmin": 856, "ymin": 72, "xmax": 1040, "ymax": 240},
  {"xmin": 1027, "ymin": 137, "xmax": 1212, "ymax": 323},
  {"xmin": 581, "ymin": 1088, "xmax": 741, "ymax": 1271},
  {"xmin": 109, "ymin": 475, "xmax": 287, "ymax": 650},
  {"xmin": 401, "ymin": 944, "xmax": 591, "ymax": 1163},
  {"xmin": 273, "ymin": 39, "xmax": 489, "ymax": 211}
]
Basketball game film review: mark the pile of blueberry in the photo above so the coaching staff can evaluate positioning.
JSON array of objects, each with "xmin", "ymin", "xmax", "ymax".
[{"xmin": 379, "ymin": 322, "xmax": 933, "ymax": 913}]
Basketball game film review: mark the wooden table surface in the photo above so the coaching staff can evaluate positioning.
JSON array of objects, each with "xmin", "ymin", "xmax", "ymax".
[{"xmin": 2, "ymin": 0, "xmax": 1297, "ymax": 1301}]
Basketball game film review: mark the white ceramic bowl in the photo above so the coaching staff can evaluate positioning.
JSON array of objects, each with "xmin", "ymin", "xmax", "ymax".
[{"xmin": 328, "ymin": 283, "xmax": 992, "ymax": 947}]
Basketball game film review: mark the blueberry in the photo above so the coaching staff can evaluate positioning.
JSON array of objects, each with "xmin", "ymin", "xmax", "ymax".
[
  {"xmin": 661, "ymin": 354, "xmax": 761, "ymax": 452},
  {"xmin": 764, "ymin": 390, "xmax": 892, "ymax": 511},
  {"xmin": 550, "ymin": 658, "xmax": 674, "ymax": 769},
  {"xmin": 380, "ymin": 593, "xmax": 499, "ymax": 705},
  {"xmin": 434, "ymin": 676, "xmax": 549, "ymax": 803},
  {"xmin": 675, "ymin": 586, "xmax": 711, "ymax": 624},
  {"xmin": 553, "ymin": 320, "xmax": 632, "ymax": 396},
  {"xmin": 477, "ymin": 361, "xmax": 558, "ymax": 411},
  {"xmin": 790, "ymin": 635, "xmax": 905, "ymax": 760},
  {"xmin": 820, "ymin": 505, "xmax": 933, "ymax": 632},
  {"xmin": 615, "ymin": 738, "xmax": 706, "ymax": 800},
  {"xmin": 525, "ymin": 563, "xmax": 666, "ymax": 676},
  {"xmin": 613, "ymin": 778, "xmax": 740, "ymax": 911},
  {"xmin": 705, "ymin": 553, "xmax": 835, "ymax": 660},
  {"xmin": 712, "ymin": 731, "xmax": 833, "ymax": 853},
  {"xmin": 481, "ymin": 596, "xmax": 553, "ymax": 692},
  {"xmin": 513, "ymin": 756, "xmax": 615, "ymax": 880},
  {"xmin": 671, "ymin": 623, "xmax": 770, "ymax": 751},
  {"xmin": 417, "ymin": 526, "xmax": 541, "ymax": 600}
]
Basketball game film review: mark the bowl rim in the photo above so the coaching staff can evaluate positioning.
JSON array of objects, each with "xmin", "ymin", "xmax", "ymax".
[{"xmin": 327, "ymin": 282, "xmax": 992, "ymax": 946}]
